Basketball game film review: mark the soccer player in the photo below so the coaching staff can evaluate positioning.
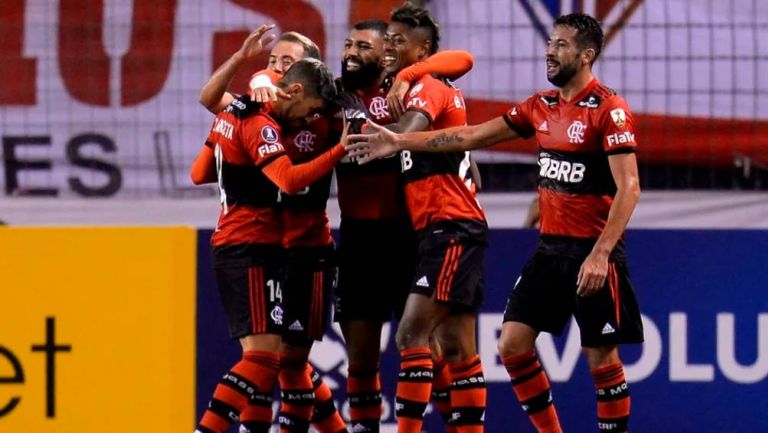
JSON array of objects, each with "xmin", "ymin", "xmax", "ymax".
[
  {"xmin": 197, "ymin": 27, "xmax": 349, "ymax": 433},
  {"xmin": 199, "ymin": 25, "xmax": 321, "ymax": 113},
  {"xmin": 353, "ymin": 4, "xmax": 489, "ymax": 433},
  {"xmin": 199, "ymin": 21, "xmax": 475, "ymax": 433},
  {"xmin": 347, "ymin": 13, "xmax": 644, "ymax": 433},
  {"xmin": 332, "ymin": 18, "xmax": 474, "ymax": 433},
  {"xmin": 191, "ymin": 58, "xmax": 346, "ymax": 433}
]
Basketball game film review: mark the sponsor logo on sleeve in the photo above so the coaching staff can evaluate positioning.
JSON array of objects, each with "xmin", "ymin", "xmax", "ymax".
[
  {"xmin": 607, "ymin": 131, "xmax": 635, "ymax": 146},
  {"xmin": 409, "ymin": 83, "xmax": 424, "ymax": 97},
  {"xmin": 610, "ymin": 108, "xmax": 627, "ymax": 128},
  {"xmin": 261, "ymin": 125, "xmax": 279, "ymax": 143}
]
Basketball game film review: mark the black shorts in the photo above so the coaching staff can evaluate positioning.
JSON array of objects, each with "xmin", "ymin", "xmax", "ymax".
[
  {"xmin": 335, "ymin": 218, "xmax": 418, "ymax": 322},
  {"xmin": 212, "ymin": 244, "xmax": 286, "ymax": 339},
  {"xmin": 282, "ymin": 245, "xmax": 336, "ymax": 344},
  {"xmin": 410, "ymin": 223, "xmax": 487, "ymax": 310},
  {"xmin": 503, "ymin": 253, "xmax": 644, "ymax": 347}
]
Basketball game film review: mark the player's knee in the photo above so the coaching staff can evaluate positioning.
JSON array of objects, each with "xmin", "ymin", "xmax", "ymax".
[
  {"xmin": 395, "ymin": 321, "xmax": 428, "ymax": 351},
  {"xmin": 497, "ymin": 335, "xmax": 530, "ymax": 359}
]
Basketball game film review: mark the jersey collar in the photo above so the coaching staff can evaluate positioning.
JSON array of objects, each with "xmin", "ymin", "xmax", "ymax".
[{"xmin": 559, "ymin": 78, "xmax": 599, "ymax": 105}]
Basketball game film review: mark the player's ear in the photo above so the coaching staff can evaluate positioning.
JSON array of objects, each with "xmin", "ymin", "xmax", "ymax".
[
  {"xmin": 287, "ymin": 82, "xmax": 304, "ymax": 98},
  {"xmin": 417, "ymin": 40, "xmax": 430, "ymax": 60},
  {"xmin": 582, "ymin": 47, "xmax": 596, "ymax": 66}
]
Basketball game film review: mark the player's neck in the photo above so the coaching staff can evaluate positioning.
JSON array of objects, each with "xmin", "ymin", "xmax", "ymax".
[
  {"xmin": 356, "ymin": 74, "xmax": 387, "ymax": 96},
  {"xmin": 558, "ymin": 70, "xmax": 595, "ymax": 102}
]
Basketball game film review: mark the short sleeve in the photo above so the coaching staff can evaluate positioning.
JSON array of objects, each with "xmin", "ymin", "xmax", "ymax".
[
  {"xmin": 241, "ymin": 116, "xmax": 286, "ymax": 167},
  {"xmin": 204, "ymin": 117, "xmax": 218, "ymax": 148},
  {"xmin": 599, "ymin": 96, "xmax": 637, "ymax": 154},
  {"xmin": 502, "ymin": 94, "xmax": 537, "ymax": 138},
  {"xmin": 403, "ymin": 76, "xmax": 448, "ymax": 124}
]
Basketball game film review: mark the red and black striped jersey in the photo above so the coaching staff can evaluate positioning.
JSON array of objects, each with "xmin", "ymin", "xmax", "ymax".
[
  {"xmin": 207, "ymin": 96, "xmax": 286, "ymax": 247},
  {"xmin": 335, "ymin": 85, "xmax": 410, "ymax": 221},
  {"xmin": 280, "ymin": 114, "xmax": 338, "ymax": 248},
  {"xmin": 401, "ymin": 75, "xmax": 486, "ymax": 231},
  {"xmin": 504, "ymin": 78, "xmax": 637, "ymax": 241}
]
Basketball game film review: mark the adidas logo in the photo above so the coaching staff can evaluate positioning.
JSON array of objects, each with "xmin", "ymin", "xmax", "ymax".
[
  {"xmin": 288, "ymin": 320, "xmax": 304, "ymax": 331},
  {"xmin": 538, "ymin": 121, "xmax": 548, "ymax": 132},
  {"xmin": 350, "ymin": 423, "xmax": 370, "ymax": 433},
  {"xmin": 601, "ymin": 323, "xmax": 616, "ymax": 335},
  {"xmin": 416, "ymin": 276, "xmax": 429, "ymax": 287}
]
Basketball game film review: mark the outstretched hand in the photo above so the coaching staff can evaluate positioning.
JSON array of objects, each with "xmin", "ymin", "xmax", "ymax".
[
  {"xmin": 345, "ymin": 120, "xmax": 401, "ymax": 164},
  {"xmin": 237, "ymin": 24, "xmax": 277, "ymax": 60},
  {"xmin": 386, "ymin": 78, "xmax": 410, "ymax": 121}
]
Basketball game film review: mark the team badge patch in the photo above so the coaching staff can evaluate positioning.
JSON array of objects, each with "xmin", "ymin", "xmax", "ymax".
[
  {"xmin": 409, "ymin": 83, "xmax": 424, "ymax": 97},
  {"xmin": 610, "ymin": 108, "xmax": 627, "ymax": 128},
  {"xmin": 261, "ymin": 125, "xmax": 279, "ymax": 143}
]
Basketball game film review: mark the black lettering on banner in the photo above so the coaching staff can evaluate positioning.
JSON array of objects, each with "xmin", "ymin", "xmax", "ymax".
[
  {"xmin": 2, "ymin": 136, "xmax": 57, "ymax": 196},
  {"xmin": 66, "ymin": 133, "xmax": 122, "ymax": 197},
  {"xmin": 0, "ymin": 346, "xmax": 24, "ymax": 417},
  {"xmin": 31, "ymin": 317, "xmax": 72, "ymax": 418}
]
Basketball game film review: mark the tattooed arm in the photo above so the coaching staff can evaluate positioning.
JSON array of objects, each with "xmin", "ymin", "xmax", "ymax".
[{"xmin": 346, "ymin": 116, "xmax": 519, "ymax": 164}]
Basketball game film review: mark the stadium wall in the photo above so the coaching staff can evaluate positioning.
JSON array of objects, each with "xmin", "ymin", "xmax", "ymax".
[
  {"xmin": 1, "ymin": 227, "xmax": 765, "ymax": 432},
  {"xmin": 195, "ymin": 228, "xmax": 768, "ymax": 433},
  {"xmin": 1, "ymin": 0, "xmax": 766, "ymax": 198}
]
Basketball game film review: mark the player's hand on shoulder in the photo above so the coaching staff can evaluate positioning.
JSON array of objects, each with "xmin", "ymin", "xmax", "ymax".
[
  {"xmin": 249, "ymin": 74, "xmax": 290, "ymax": 103},
  {"xmin": 346, "ymin": 120, "xmax": 399, "ymax": 165},
  {"xmin": 386, "ymin": 78, "xmax": 410, "ymax": 121}
]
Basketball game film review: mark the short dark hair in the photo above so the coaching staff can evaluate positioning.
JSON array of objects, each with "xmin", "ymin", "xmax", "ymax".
[
  {"xmin": 554, "ymin": 13, "xmax": 604, "ymax": 63},
  {"xmin": 279, "ymin": 58, "xmax": 337, "ymax": 103},
  {"xmin": 352, "ymin": 19, "xmax": 388, "ymax": 37},
  {"xmin": 390, "ymin": 2, "xmax": 440, "ymax": 55},
  {"xmin": 279, "ymin": 31, "xmax": 322, "ymax": 60}
]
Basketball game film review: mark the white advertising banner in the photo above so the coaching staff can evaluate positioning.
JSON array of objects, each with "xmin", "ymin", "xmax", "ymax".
[{"xmin": 0, "ymin": 0, "xmax": 766, "ymax": 199}]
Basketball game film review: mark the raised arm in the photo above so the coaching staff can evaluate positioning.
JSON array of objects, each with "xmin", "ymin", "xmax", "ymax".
[
  {"xmin": 346, "ymin": 115, "xmax": 519, "ymax": 164},
  {"xmin": 576, "ymin": 152, "xmax": 640, "ymax": 296},
  {"xmin": 199, "ymin": 25, "xmax": 276, "ymax": 113},
  {"xmin": 387, "ymin": 50, "xmax": 474, "ymax": 120}
]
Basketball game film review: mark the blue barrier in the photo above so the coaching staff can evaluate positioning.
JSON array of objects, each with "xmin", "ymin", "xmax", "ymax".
[{"xmin": 196, "ymin": 229, "xmax": 768, "ymax": 432}]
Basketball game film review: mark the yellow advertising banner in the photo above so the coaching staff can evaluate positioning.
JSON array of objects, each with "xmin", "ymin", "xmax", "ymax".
[{"xmin": 0, "ymin": 227, "xmax": 196, "ymax": 433}]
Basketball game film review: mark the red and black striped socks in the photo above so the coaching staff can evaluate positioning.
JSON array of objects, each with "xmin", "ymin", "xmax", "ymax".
[
  {"xmin": 278, "ymin": 360, "xmax": 315, "ymax": 433},
  {"xmin": 432, "ymin": 357, "xmax": 457, "ymax": 433},
  {"xmin": 502, "ymin": 351, "xmax": 562, "ymax": 433},
  {"xmin": 448, "ymin": 355, "xmax": 486, "ymax": 433},
  {"xmin": 591, "ymin": 362, "xmax": 630, "ymax": 433},
  {"xmin": 197, "ymin": 350, "xmax": 280, "ymax": 433},
  {"xmin": 310, "ymin": 367, "xmax": 348, "ymax": 433},
  {"xmin": 395, "ymin": 347, "xmax": 434, "ymax": 433},
  {"xmin": 347, "ymin": 368, "xmax": 383, "ymax": 432}
]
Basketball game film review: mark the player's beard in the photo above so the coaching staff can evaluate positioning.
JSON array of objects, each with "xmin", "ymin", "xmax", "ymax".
[
  {"xmin": 341, "ymin": 59, "xmax": 383, "ymax": 92},
  {"xmin": 547, "ymin": 59, "xmax": 579, "ymax": 87}
]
